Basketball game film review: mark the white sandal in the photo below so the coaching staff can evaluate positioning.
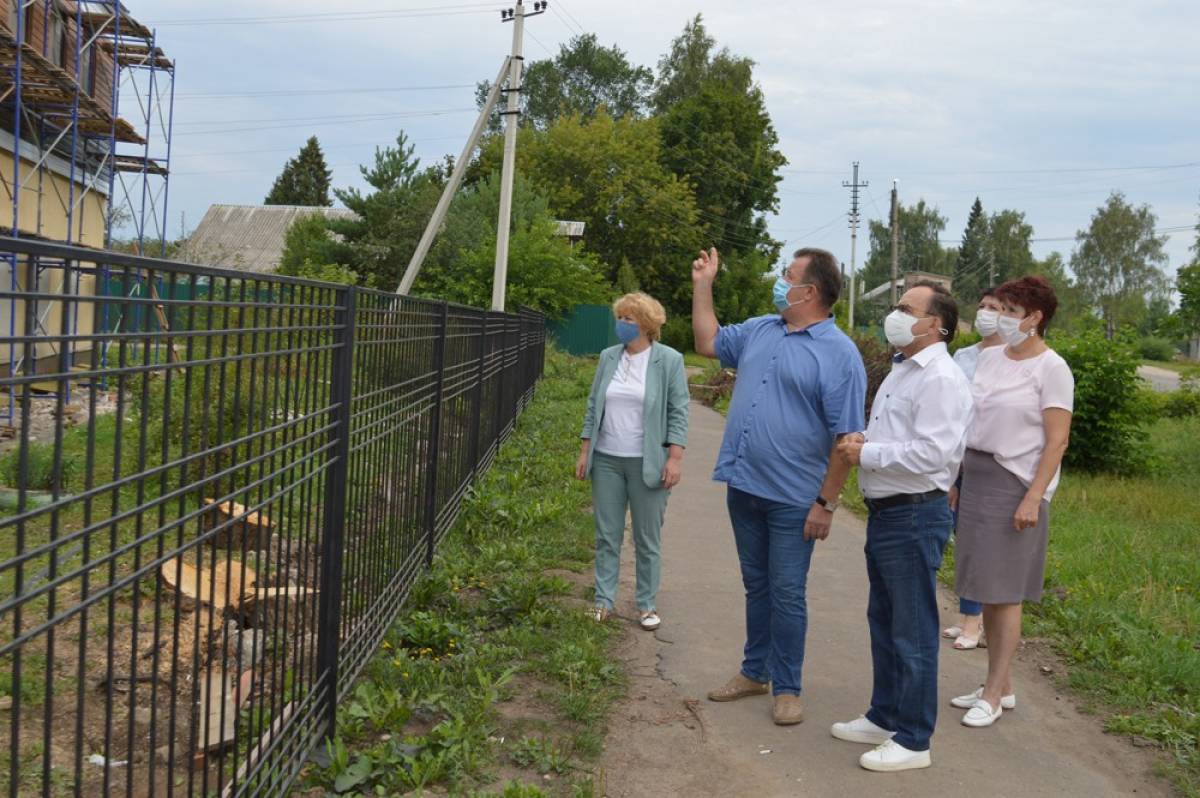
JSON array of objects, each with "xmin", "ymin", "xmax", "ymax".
[
  {"xmin": 639, "ymin": 611, "xmax": 661, "ymax": 631},
  {"xmin": 962, "ymin": 699, "xmax": 1003, "ymax": 727},
  {"xmin": 941, "ymin": 625, "xmax": 963, "ymax": 639},
  {"xmin": 952, "ymin": 632, "xmax": 986, "ymax": 650}
]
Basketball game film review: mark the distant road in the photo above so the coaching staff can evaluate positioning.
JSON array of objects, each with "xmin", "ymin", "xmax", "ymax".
[{"xmin": 1138, "ymin": 365, "xmax": 1182, "ymax": 392}]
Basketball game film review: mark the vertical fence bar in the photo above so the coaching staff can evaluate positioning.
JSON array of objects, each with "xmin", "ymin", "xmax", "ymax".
[
  {"xmin": 0, "ymin": 234, "xmax": 548, "ymax": 798},
  {"xmin": 424, "ymin": 301, "xmax": 449, "ymax": 565},
  {"xmin": 468, "ymin": 311, "xmax": 487, "ymax": 477},
  {"xmin": 316, "ymin": 285, "xmax": 355, "ymax": 737}
]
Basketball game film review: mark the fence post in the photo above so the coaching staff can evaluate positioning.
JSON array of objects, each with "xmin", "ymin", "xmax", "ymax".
[
  {"xmin": 316, "ymin": 284, "xmax": 355, "ymax": 739},
  {"xmin": 468, "ymin": 311, "xmax": 487, "ymax": 478},
  {"xmin": 424, "ymin": 301, "xmax": 449, "ymax": 565}
]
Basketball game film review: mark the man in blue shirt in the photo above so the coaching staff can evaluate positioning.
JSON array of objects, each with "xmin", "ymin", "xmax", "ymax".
[{"xmin": 693, "ymin": 246, "xmax": 867, "ymax": 726}]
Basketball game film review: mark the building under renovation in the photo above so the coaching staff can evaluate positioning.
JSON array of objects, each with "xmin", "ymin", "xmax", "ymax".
[{"xmin": 0, "ymin": 0, "xmax": 174, "ymax": 418}]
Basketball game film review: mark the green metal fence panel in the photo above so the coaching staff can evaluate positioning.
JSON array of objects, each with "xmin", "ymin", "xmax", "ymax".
[{"xmin": 548, "ymin": 303, "xmax": 617, "ymax": 355}]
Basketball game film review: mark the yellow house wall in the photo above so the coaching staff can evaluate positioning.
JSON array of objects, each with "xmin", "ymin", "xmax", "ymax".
[{"xmin": 0, "ymin": 149, "xmax": 105, "ymax": 376}]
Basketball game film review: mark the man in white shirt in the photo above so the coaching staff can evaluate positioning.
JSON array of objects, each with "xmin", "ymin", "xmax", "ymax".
[{"xmin": 830, "ymin": 281, "xmax": 973, "ymax": 772}]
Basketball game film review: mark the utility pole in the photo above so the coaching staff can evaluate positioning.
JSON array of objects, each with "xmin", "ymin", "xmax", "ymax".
[
  {"xmin": 889, "ymin": 179, "xmax": 900, "ymax": 306},
  {"xmin": 492, "ymin": 0, "xmax": 547, "ymax": 312},
  {"xmin": 842, "ymin": 162, "xmax": 867, "ymax": 329},
  {"xmin": 395, "ymin": 1, "xmax": 546, "ymax": 299}
]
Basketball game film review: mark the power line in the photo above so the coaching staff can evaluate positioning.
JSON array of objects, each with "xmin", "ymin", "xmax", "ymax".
[
  {"xmin": 906, "ymin": 161, "xmax": 1200, "ymax": 177},
  {"xmin": 174, "ymin": 135, "xmax": 466, "ymax": 160},
  {"xmin": 174, "ymin": 85, "xmax": 476, "ymax": 100},
  {"xmin": 172, "ymin": 107, "xmax": 477, "ymax": 128},
  {"xmin": 549, "ymin": 4, "xmax": 585, "ymax": 38},
  {"xmin": 938, "ymin": 224, "xmax": 1195, "ymax": 246},
  {"xmin": 148, "ymin": 4, "xmax": 496, "ymax": 26},
  {"xmin": 553, "ymin": 0, "xmax": 589, "ymax": 36},
  {"xmin": 172, "ymin": 109, "xmax": 478, "ymax": 137}
]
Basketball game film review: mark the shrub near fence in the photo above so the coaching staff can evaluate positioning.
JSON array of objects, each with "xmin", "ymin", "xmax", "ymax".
[{"xmin": 0, "ymin": 237, "xmax": 546, "ymax": 798}]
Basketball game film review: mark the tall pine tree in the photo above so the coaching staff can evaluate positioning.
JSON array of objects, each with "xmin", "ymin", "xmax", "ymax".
[
  {"xmin": 264, "ymin": 136, "xmax": 333, "ymax": 206},
  {"xmin": 954, "ymin": 197, "xmax": 989, "ymax": 306}
]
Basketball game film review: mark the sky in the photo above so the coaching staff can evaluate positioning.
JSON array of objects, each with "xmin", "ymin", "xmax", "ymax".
[{"xmin": 140, "ymin": 0, "xmax": 1200, "ymax": 283}]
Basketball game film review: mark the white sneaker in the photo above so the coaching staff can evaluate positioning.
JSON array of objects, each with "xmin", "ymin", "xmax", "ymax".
[
  {"xmin": 859, "ymin": 739, "xmax": 931, "ymax": 772},
  {"xmin": 639, "ymin": 611, "xmax": 661, "ymax": 631},
  {"xmin": 962, "ymin": 699, "xmax": 1003, "ymax": 727},
  {"xmin": 831, "ymin": 715, "xmax": 895, "ymax": 745},
  {"xmin": 950, "ymin": 687, "xmax": 1016, "ymax": 710}
]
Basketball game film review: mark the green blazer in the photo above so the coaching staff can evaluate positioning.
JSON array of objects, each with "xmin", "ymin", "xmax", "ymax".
[{"xmin": 580, "ymin": 342, "xmax": 690, "ymax": 488}]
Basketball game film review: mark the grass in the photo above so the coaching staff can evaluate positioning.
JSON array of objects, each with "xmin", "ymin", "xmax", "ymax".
[
  {"xmin": 1142, "ymin": 359, "xmax": 1200, "ymax": 376},
  {"xmin": 304, "ymin": 349, "xmax": 618, "ymax": 797},
  {"xmin": 1026, "ymin": 415, "xmax": 1200, "ymax": 795},
  {"xmin": 682, "ymin": 351, "xmax": 718, "ymax": 370}
]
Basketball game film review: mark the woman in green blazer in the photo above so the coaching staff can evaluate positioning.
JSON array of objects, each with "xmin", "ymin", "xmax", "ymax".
[{"xmin": 574, "ymin": 292, "xmax": 690, "ymax": 630}]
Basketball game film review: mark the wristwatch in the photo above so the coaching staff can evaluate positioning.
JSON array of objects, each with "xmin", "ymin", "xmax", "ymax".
[{"xmin": 816, "ymin": 495, "xmax": 839, "ymax": 513}]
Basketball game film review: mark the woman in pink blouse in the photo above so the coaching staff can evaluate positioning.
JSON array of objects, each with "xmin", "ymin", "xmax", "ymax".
[{"xmin": 950, "ymin": 276, "xmax": 1074, "ymax": 728}]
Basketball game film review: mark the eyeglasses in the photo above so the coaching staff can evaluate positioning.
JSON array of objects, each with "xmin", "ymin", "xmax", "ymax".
[{"xmin": 889, "ymin": 303, "xmax": 935, "ymax": 318}]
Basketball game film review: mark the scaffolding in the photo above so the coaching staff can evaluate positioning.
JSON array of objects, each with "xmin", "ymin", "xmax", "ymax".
[{"xmin": 0, "ymin": 0, "xmax": 174, "ymax": 423}]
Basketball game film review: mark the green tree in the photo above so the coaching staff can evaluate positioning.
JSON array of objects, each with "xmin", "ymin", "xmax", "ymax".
[
  {"xmin": 1071, "ymin": 191, "xmax": 1169, "ymax": 338},
  {"xmin": 264, "ymin": 136, "xmax": 333, "ymax": 206},
  {"xmin": 652, "ymin": 15, "xmax": 786, "ymax": 263},
  {"xmin": 986, "ymin": 209, "xmax": 1035, "ymax": 285},
  {"xmin": 1030, "ymin": 251, "xmax": 1090, "ymax": 333},
  {"xmin": 414, "ymin": 171, "xmax": 609, "ymax": 319},
  {"xmin": 278, "ymin": 212, "xmax": 351, "ymax": 276},
  {"xmin": 472, "ymin": 111, "xmax": 711, "ymax": 318},
  {"xmin": 860, "ymin": 199, "xmax": 952, "ymax": 299},
  {"xmin": 954, "ymin": 197, "xmax": 989, "ymax": 307},
  {"xmin": 476, "ymin": 33, "xmax": 652, "ymax": 130},
  {"xmin": 1177, "ymin": 261, "xmax": 1200, "ymax": 340},
  {"xmin": 326, "ymin": 132, "xmax": 445, "ymax": 290}
]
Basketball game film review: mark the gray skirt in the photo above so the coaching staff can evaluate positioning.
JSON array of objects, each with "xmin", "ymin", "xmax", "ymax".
[{"xmin": 955, "ymin": 448, "xmax": 1050, "ymax": 604}]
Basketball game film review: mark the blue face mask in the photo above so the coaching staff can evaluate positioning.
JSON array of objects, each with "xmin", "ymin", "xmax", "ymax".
[
  {"xmin": 773, "ymin": 276, "xmax": 812, "ymax": 312},
  {"xmin": 615, "ymin": 319, "xmax": 641, "ymax": 344}
]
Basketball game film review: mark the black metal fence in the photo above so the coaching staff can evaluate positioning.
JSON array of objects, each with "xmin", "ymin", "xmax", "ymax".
[{"xmin": 0, "ymin": 237, "xmax": 546, "ymax": 797}]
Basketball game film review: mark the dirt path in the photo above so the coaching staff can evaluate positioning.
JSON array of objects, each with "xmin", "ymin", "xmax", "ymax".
[
  {"xmin": 1138, "ymin": 364, "xmax": 1183, "ymax": 392},
  {"xmin": 596, "ymin": 401, "xmax": 1169, "ymax": 798}
]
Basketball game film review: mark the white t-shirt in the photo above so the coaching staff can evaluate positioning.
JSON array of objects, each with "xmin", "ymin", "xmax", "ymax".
[
  {"xmin": 967, "ymin": 346, "xmax": 1075, "ymax": 500},
  {"xmin": 595, "ymin": 347, "xmax": 651, "ymax": 458}
]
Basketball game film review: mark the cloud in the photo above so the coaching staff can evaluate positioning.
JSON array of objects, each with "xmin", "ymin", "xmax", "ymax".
[{"xmin": 147, "ymin": 0, "xmax": 1199, "ymax": 271}]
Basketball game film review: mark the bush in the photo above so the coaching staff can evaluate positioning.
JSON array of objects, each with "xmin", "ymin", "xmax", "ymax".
[
  {"xmin": 0, "ymin": 442, "xmax": 79, "ymax": 492},
  {"xmin": 1055, "ymin": 328, "xmax": 1148, "ymax": 474},
  {"xmin": 1137, "ymin": 335, "xmax": 1178, "ymax": 362},
  {"xmin": 1163, "ymin": 386, "xmax": 1200, "ymax": 418},
  {"xmin": 659, "ymin": 315, "xmax": 692, "ymax": 353},
  {"xmin": 851, "ymin": 332, "xmax": 893, "ymax": 418},
  {"xmin": 949, "ymin": 330, "xmax": 981, "ymax": 354}
]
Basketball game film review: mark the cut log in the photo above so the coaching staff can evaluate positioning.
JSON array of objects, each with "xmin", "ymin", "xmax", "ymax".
[
  {"xmin": 160, "ymin": 556, "xmax": 258, "ymax": 612},
  {"xmin": 199, "ymin": 667, "xmax": 238, "ymax": 751},
  {"xmin": 201, "ymin": 498, "xmax": 274, "ymax": 551}
]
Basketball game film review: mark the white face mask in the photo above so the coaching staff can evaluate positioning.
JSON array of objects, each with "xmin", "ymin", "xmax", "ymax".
[
  {"xmin": 884, "ymin": 310, "xmax": 925, "ymax": 347},
  {"xmin": 975, "ymin": 309, "xmax": 1000, "ymax": 338},
  {"xmin": 997, "ymin": 314, "xmax": 1035, "ymax": 347}
]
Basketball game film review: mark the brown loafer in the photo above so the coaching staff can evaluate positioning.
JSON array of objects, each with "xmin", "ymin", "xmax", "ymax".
[
  {"xmin": 773, "ymin": 694, "xmax": 804, "ymax": 725},
  {"xmin": 707, "ymin": 673, "xmax": 770, "ymax": 702}
]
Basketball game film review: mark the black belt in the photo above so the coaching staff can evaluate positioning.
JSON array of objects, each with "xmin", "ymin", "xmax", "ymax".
[{"xmin": 864, "ymin": 489, "xmax": 947, "ymax": 512}]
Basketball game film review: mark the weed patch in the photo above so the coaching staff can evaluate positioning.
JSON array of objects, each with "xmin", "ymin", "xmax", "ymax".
[{"xmin": 304, "ymin": 349, "xmax": 621, "ymax": 796}]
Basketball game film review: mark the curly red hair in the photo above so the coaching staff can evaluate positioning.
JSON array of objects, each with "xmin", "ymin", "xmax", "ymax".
[{"xmin": 994, "ymin": 275, "xmax": 1058, "ymax": 336}]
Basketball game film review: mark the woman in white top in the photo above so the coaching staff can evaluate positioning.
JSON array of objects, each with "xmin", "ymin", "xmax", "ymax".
[
  {"xmin": 951, "ymin": 276, "xmax": 1074, "ymax": 728},
  {"xmin": 576, "ymin": 293, "xmax": 690, "ymax": 630},
  {"xmin": 944, "ymin": 288, "xmax": 1006, "ymax": 650}
]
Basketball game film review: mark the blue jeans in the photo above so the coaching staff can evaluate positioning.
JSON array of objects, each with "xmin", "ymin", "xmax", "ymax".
[
  {"xmin": 864, "ymin": 496, "xmax": 952, "ymax": 752},
  {"xmin": 726, "ymin": 487, "xmax": 815, "ymax": 696}
]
